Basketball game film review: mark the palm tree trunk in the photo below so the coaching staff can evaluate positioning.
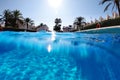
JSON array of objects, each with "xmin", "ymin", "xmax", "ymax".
[
  {"xmin": 116, "ymin": 2, "xmax": 120, "ymax": 16},
  {"xmin": 27, "ymin": 23, "xmax": 28, "ymax": 30},
  {"xmin": 77, "ymin": 25, "xmax": 79, "ymax": 31},
  {"xmin": 5, "ymin": 20, "xmax": 8, "ymax": 27},
  {"xmin": 118, "ymin": 8, "xmax": 120, "ymax": 16}
]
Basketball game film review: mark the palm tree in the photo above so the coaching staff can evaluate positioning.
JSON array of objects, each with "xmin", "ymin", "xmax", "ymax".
[
  {"xmin": 25, "ymin": 18, "xmax": 34, "ymax": 30},
  {"xmin": 1, "ymin": 9, "xmax": 23, "ymax": 28},
  {"xmin": 39, "ymin": 23, "xmax": 44, "ymax": 27},
  {"xmin": 99, "ymin": 0, "xmax": 120, "ymax": 16},
  {"xmin": 3, "ymin": 9, "xmax": 12, "ymax": 27},
  {"xmin": 55, "ymin": 18, "xmax": 62, "ymax": 25},
  {"xmin": 12, "ymin": 10, "xmax": 23, "ymax": 27},
  {"xmin": 74, "ymin": 17, "xmax": 85, "ymax": 30},
  {"xmin": 53, "ymin": 18, "xmax": 62, "ymax": 31}
]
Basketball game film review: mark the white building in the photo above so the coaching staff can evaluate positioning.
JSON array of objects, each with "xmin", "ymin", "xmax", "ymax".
[
  {"xmin": 36, "ymin": 24, "xmax": 49, "ymax": 31},
  {"xmin": 112, "ymin": 12, "xmax": 119, "ymax": 18},
  {"xmin": 99, "ymin": 16, "xmax": 104, "ymax": 22},
  {"xmin": 95, "ymin": 19, "xmax": 99, "ymax": 23},
  {"xmin": 63, "ymin": 25, "xmax": 74, "ymax": 32},
  {"xmin": 106, "ymin": 15, "xmax": 111, "ymax": 20}
]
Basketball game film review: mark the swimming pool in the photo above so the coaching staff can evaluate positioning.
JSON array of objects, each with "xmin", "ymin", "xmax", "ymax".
[{"xmin": 0, "ymin": 31, "xmax": 120, "ymax": 80}]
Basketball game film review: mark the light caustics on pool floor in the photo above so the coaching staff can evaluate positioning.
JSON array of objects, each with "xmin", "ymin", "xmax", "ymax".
[{"xmin": 0, "ymin": 31, "xmax": 120, "ymax": 80}]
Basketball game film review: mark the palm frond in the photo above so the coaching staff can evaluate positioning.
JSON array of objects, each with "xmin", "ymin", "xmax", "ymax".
[
  {"xmin": 99, "ymin": 0, "xmax": 112, "ymax": 5},
  {"xmin": 25, "ymin": 17, "xmax": 34, "ymax": 25},
  {"xmin": 104, "ymin": 3, "xmax": 112, "ymax": 12},
  {"xmin": 112, "ymin": 3, "xmax": 116, "ymax": 11},
  {"xmin": 55, "ymin": 18, "xmax": 62, "ymax": 24},
  {"xmin": 12, "ymin": 10, "xmax": 22, "ymax": 19}
]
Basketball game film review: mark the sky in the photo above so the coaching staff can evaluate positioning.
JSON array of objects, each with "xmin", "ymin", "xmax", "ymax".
[{"xmin": 0, "ymin": 0, "xmax": 116, "ymax": 30}]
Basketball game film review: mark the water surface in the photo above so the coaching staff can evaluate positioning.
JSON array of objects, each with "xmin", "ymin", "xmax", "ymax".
[{"xmin": 0, "ymin": 31, "xmax": 120, "ymax": 80}]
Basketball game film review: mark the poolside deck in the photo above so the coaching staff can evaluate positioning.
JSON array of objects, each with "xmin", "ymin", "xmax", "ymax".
[{"xmin": 80, "ymin": 25, "xmax": 120, "ymax": 33}]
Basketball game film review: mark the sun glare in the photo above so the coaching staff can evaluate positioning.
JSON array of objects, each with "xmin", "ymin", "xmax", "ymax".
[
  {"xmin": 47, "ymin": 44, "xmax": 52, "ymax": 52},
  {"xmin": 48, "ymin": 0, "xmax": 62, "ymax": 9}
]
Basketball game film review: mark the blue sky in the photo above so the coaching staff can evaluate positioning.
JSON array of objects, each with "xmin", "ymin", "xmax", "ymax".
[{"xmin": 0, "ymin": 0, "xmax": 115, "ymax": 30}]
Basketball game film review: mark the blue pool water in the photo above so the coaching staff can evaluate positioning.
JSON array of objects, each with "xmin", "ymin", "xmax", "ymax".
[{"xmin": 0, "ymin": 31, "xmax": 120, "ymax": 80}]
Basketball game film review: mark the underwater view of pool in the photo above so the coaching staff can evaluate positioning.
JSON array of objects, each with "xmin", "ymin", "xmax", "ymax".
[{"xmin": 0, "ymin": 31, "xmax": 120, "ymax": 80}]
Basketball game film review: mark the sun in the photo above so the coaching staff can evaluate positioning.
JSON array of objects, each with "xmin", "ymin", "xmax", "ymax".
[{"xmin": 48, "ymin": 0, "xmax": 62, "ymax": 9}]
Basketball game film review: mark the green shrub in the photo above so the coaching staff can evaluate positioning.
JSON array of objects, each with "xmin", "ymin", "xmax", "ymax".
[{"xmin": 83, "ymin": 17, "xmax": 120, "ymax": 30}]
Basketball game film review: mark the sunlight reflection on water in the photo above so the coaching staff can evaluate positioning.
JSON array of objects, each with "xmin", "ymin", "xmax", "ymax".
[{"xmin": 47, "ymin": 44, "xmax": 52, "ymax": 53}]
